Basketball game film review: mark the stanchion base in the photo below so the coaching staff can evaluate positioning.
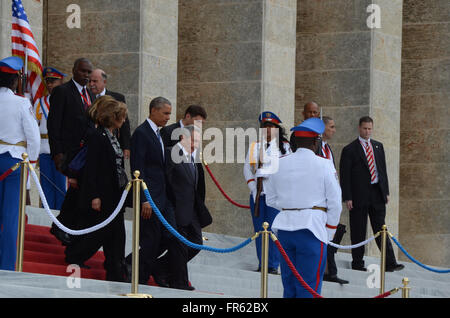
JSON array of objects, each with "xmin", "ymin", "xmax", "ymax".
[{"xmin": 121, "ymin": 293, "xmax": 153, "ymax": 298}]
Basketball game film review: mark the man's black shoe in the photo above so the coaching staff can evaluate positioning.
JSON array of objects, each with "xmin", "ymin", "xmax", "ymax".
[
  {"xmin": 386, "ymin": 263, "xmax": 405, "ymax": 272},
  {"xmin": 323, "ymin": 274, "xmax": 349, "ymax": 285},
  {"xmin": 153, "ymin": 275, "xmax": 170, "ymax": 288},
  {"xmin": 268, "ymin": 268, "xmax": 279, "ymax": 275},
  {"xmin": 172, "ymin": 284, "xmax": 195, "ymax": 291},
  {"xmin": 50, "ymin": 223, "xmax": 72, "ymax": 246},
  {"xmin": 351, "ymin": 265, "xmax": 367, "ymax": 272}
]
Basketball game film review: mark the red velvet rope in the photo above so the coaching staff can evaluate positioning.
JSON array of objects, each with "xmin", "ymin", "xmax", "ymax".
[
  {"xmin": 203, "ymin": 163, "xmax": 250, "ymax": 209},
  {"xmin": 0, "ymin": 163, "xmax": 20, "ymax": 182},
  {"xmin": 274, "ymin": 238, "xmax": 396, "ymax": 299}
]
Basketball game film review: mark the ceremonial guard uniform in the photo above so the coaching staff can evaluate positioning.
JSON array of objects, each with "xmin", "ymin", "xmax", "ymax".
[
  {"xmin": 243, "ymin": 111, "xmax": 291, "ymax": 274},
  {"xmin": 263, "ymin": 118, "xmax": 342, "ymax": 298},
  {"xmin": 0, "ymin": 57, "xmax": 40, "ymax": 270},
  {"xmin": 34, "ymin": 67, "xmax": 67, "ymax": 210}
]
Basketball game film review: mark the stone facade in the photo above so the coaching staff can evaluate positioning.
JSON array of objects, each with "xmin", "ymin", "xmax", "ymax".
[
  {"xmin": 178, "ymin": 0, "xmax": 297, "ymax": 237},
  {"xmin": 0, "ymin": 0, "xmax": 448, "ymax": 266},
  {"xmin": 399, "ymin": 0, "xmax": 450, "ymax": 266},
  {"xmin": 295, "ymin": 0, "xmax": 403, "ymax": 258}
]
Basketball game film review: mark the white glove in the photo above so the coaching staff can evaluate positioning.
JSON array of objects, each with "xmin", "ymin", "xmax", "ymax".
[{"xmin": 326, "ymin": 227, "xmax": 337, "ymax": 243}]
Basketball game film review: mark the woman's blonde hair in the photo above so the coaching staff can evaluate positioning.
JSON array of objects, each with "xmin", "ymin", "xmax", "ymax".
[{"xmin": 89, "ymin": 95, "xmax": 127, "ymax": 128}]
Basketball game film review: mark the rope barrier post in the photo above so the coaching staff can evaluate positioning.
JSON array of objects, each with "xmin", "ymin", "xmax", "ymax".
[
  {"xmin": 123, "ymin": 171, "xmax": 152, "ymax": 298},
  {"xmin": 260, "ymin": 222, "xmax": 270, "ymax": 298},
  {"xmin": 15, "ymin": 153, "xmax": 29, "ymax": 272},
  {"xmin": 380, "ymin": 225, "xmax": 387, "ymax": 295},
  {"xmin": 401, "ymin": 277, "xmax": 410, "ymax": 299}
]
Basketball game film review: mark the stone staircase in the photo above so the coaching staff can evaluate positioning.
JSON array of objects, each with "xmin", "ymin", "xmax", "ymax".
[{"xmin": 0, "ymin": 206, "xmax": 448, "ymax": 298}]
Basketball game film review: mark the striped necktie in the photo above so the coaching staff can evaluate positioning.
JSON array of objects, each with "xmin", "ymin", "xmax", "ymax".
[
  {"xmin": 363, "ymin": 141, "xmax": 376, "ymax": 183},
  {"xmin": 323, "ymin": 143, "xmax": 331, "ymax": 159}
]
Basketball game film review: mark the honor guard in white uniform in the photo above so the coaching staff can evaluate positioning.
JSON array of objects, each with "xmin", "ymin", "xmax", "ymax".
[
  {"xmin": 0, "ymin": 56, "xmax": 40, "ymax": 270},
  {"xmin": 263, "ymin": 118, "xmax": 342, "ymax": 298},
  {"xmin": 34, "ymin": 67, "xmax": 67, "ymax": 210},
  {"xmin": 243, "ymin": 111, "xmax": 291, "ymax": 274}
]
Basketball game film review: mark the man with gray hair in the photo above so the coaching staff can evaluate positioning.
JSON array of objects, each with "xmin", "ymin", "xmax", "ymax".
[
  {"xmin": 89, "ymin": 69, "xmax": 131, "ymax": 159},
  {"xmin": 157, "ymin": 125, "xmax": 211, "ymax": 290}
]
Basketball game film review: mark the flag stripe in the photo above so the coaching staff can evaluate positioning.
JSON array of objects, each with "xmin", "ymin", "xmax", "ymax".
[{"xmin": 11, "ymin": 0, "xmax": 46, "ymax": 103}]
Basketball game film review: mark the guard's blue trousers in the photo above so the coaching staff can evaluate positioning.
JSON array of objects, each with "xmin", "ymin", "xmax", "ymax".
[
  {"xmin": 250, "ymin": 194, "xmax": 280, "ymax": 271},
  {"xmin": 39, "ymin": 153, "xmax": 66, "ymax": 210},
  {"xmin": 278, "ymin": 229, "xmax": 327, "ymax": 298},
  {"xmin": 0, "ymin": 153, "xmax": 21, "ymax": 270}
]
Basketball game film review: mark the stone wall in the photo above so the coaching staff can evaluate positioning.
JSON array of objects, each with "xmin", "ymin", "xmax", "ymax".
[
  {"xmin": 399, "ymin": 0, "xmax": 450, "ymax": 267},
  {"xmin": 178, "ymin": 0, "xmax": 297, "ymax": 237},
  {"xmin": 295, "ymin": 0, "xmax": 403, "ymax": 258}
]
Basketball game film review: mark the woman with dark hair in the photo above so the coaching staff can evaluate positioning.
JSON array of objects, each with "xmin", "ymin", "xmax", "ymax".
[
  {"xmin": 243, "ymin": 111, "xmax": 291, "ymax": 274},
  {"xmin": 0, "ymin": 57, "xmax": 40, "ymax": 270},
  {"xmin": 64, "ymin": 95, "xmax": 129, "ymax": 282}
]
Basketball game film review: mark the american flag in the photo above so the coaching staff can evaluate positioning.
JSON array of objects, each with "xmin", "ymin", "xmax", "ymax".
[{"xmin": 11, "ymin": 0, "xmax": 46, "ymax": 103}]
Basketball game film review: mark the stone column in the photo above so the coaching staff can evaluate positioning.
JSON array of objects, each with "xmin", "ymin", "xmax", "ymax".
[
  {"xmin": 296, "ymin": 0, "xmax": 403, "ymax": 257},
  {"xmin": 178, "ymin": 0, "xmax": 297, "ymax": 237},
  {"xmin": 399, "ymin": 0, "xmax": 450, "ymax": 267},
  {"xmin": 45, "ymin": 0, "xmax": 178, "ymax": 131},
  {"xmin": 1, "ymin": 0, "xmax": 43, "ymax": 61}
]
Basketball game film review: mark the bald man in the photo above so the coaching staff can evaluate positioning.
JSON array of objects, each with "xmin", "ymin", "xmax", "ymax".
[
  {"xmin": 89, "ymin": 69, "xmax": 131, "ymax": 158},
  {"xmin": 290, "ymin": 102, "xmax": 321, "ymax": 152}
]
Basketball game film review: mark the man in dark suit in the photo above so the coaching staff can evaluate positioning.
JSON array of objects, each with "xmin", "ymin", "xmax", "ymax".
[
  {"xmin": 160, "ymin": 104, "xmax": 207, "ymax": 148},
  {"xmin": 47, "ymin": 57, "xmax": 95, "ymax": 245},
  {"xmin": 163, "ymin": 125, "xmax": 211, "ymax": 290},
  {"xmin": 89, "ymin": 69, "xmax": 131, "ymax": 159},
  {"xmin": 127, "ymin": 96, "xmax": 178, "ymax": 285},
  {"xmin": 339, "ymin": 116, "xmax": 404, "ymax": 272},
  {"xmin": 320, "ymin": 116, "xmax": 348, "ymax": 285}
]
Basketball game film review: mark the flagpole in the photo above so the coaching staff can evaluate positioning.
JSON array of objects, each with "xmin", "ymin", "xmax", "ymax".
[{"xmin": 23, "ymin": 45, "xmax": 28, "ymax": 94}]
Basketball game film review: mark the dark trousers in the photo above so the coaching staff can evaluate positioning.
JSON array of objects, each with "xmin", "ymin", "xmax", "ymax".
[
  {"xmin": 129, "ymin": 215, "xmax": 180, "ymax": 285},
  {"xmin": 349, "ymin": 184, "xmax": 397, "ymax": 268},
  {"xmin": 56, "ymin": 186, "xmax": 81, "ymax": 230},
  {"xmin": 152, "ymin": 218, "xmax": 202, "ymax": 287},
  {"xmin": 65, "ymin": 212, "xmax": 126, "ymax": 282},
  {"xmin": 325, "ymin": 224, "xmax": 346, "ymax": 276}
]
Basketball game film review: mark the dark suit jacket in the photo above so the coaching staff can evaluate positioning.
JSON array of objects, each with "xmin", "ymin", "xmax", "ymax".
[
  {"xmin": 160, "ymin": 121, "xmax": 182, "ymax": 148},
  {"xmin": 78, "ymin": 127, "xmax": 126, "ymax": 225},
  {"xmin": 166, "ymin": 145, "xmax": 210, "ymax": 228},
  {"xmin": 319, "ymin": 142, "xmax": 336, "ymax": 167},
  {"xmin": 339, "ymin": 138, "xmax": 389, "ymax": 208},
  {"xmin": 130, "ymin": 120, "xmax": 175, "ymax": 226},
  {"xmin": 105, "ymin": 90, "xmax": 131, "ymax": 151},
  {"xmin": 47, "ymin": 79, "xmax": 96, "ymax": 170}
]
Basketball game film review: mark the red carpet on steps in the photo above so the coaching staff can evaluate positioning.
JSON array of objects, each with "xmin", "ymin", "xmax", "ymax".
[{"xmin": 23, "ymin": 223, "xmax": 157, "ymax": 286}]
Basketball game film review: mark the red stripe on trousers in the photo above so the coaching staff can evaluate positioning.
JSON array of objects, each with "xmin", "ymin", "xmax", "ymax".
[{"xmin": 314, "ymin": 242, "xmax": 324, "ymax": 295}]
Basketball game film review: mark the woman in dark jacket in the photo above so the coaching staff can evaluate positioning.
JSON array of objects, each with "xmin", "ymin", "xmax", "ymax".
[{"xmin": 64, "ymin": 95, "xmax": 128, "ymax": 282}]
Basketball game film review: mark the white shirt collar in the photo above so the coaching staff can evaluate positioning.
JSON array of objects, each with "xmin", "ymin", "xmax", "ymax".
[
  {"xmin": 358, "ymin": 136, "xmax": 371, "ymax": 144},
  {"xmin": 97, "ymin": 88, "xmax": 106, "ymax": 97},
  {"xmin": 146, "ymin": 118, "xmax": 160, "ymax": 134},
  {"xmin": 179, "ymin": 119, "xmax": 185, "ymax": 128},
  {"xmin": 72, "ymin": 78, "xmax": 86, "ymax": 93}
]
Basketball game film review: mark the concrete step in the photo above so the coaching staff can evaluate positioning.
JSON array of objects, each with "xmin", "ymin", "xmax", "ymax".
[{"xmin": 23, "ymin": 206, "xmax": 450, "ymax": 298}]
